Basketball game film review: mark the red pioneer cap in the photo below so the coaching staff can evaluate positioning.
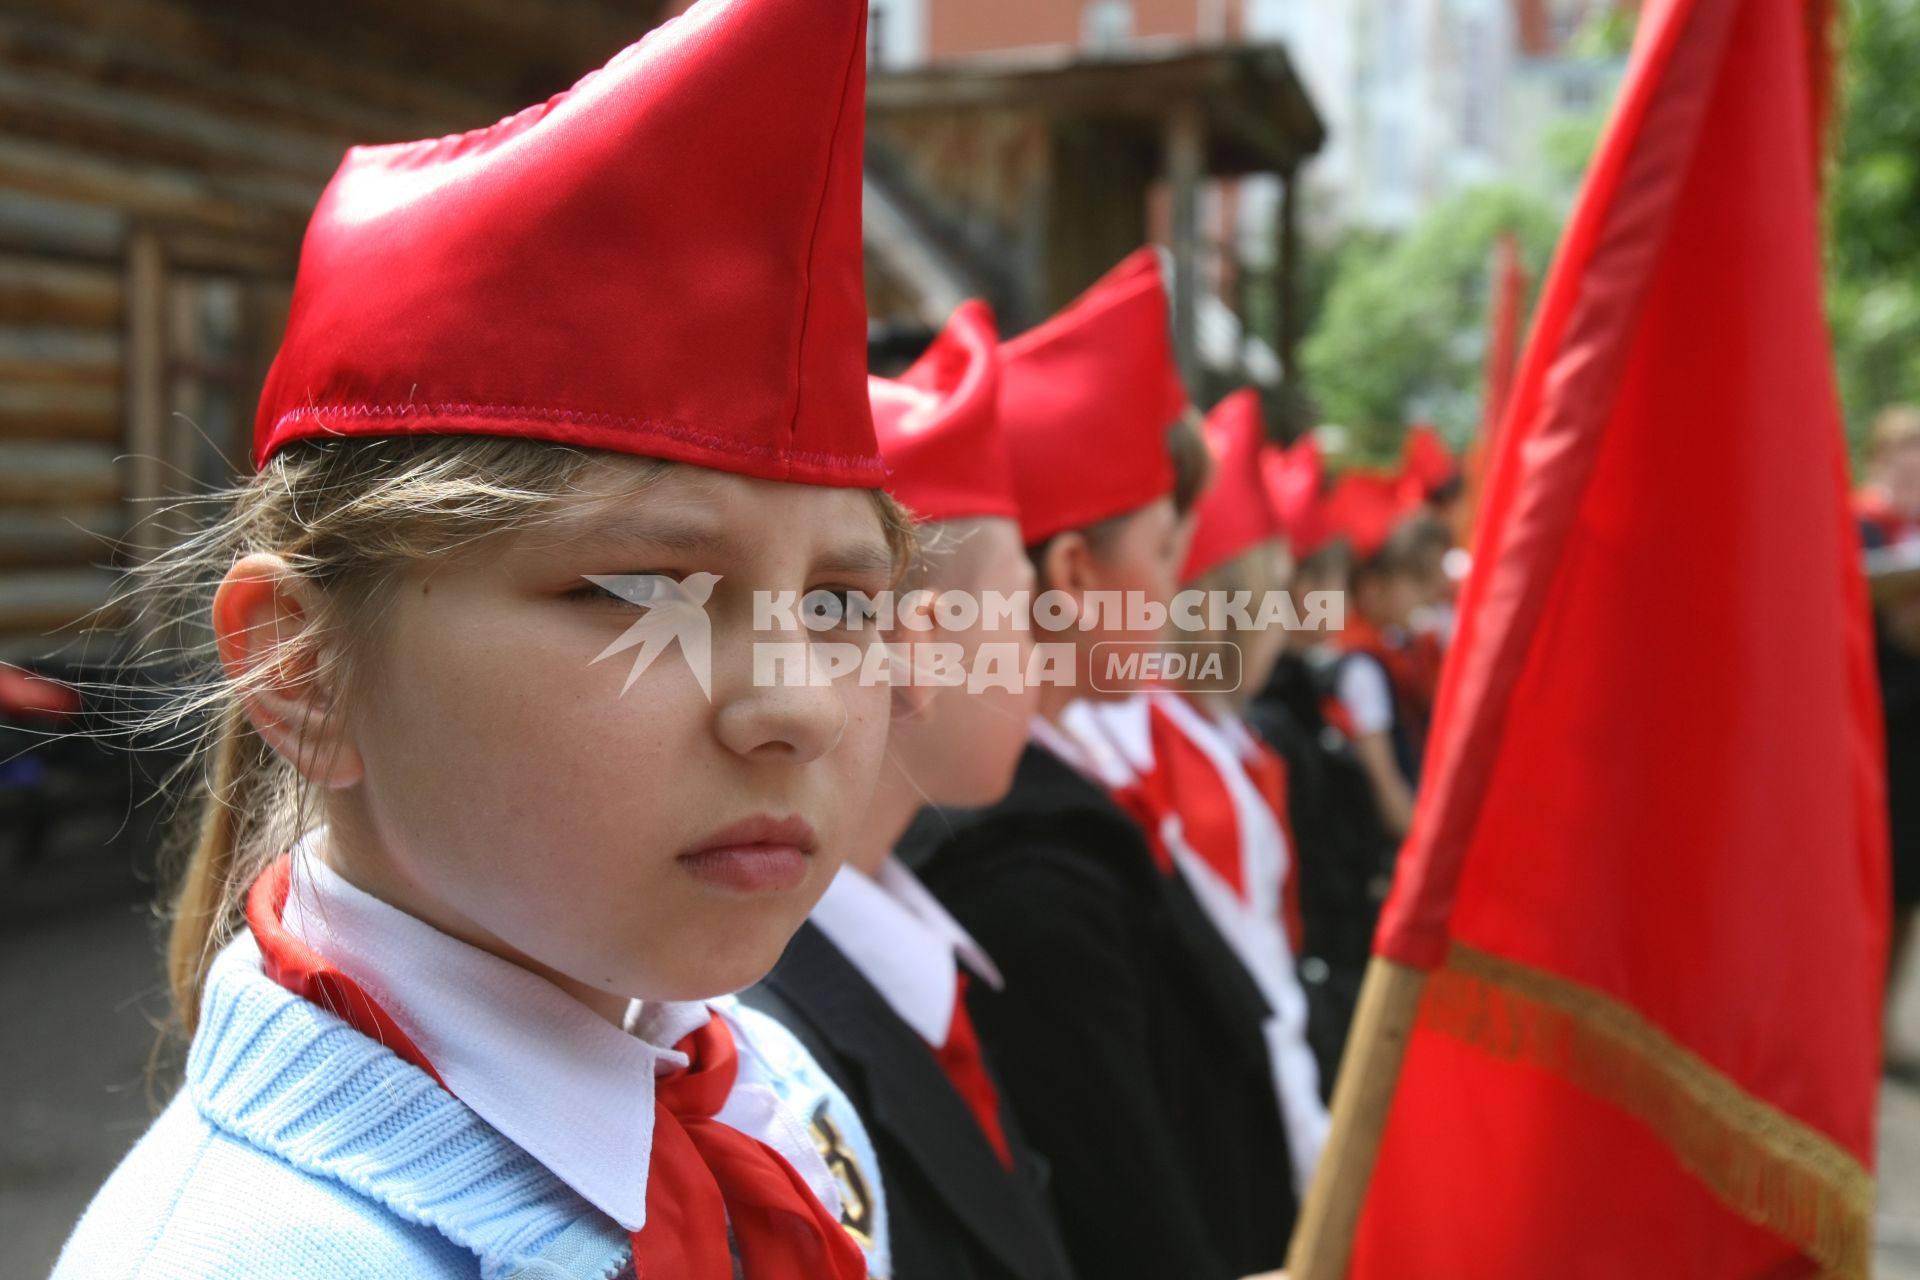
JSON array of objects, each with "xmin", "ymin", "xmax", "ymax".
[
  {"xmin": 869, "ymin": 301, "xmax": 1017, "ymax": 523},
  {"xmin": 253, "ymin": 0, "xmax": 881, "ymax": 487},
  {"xmin": 998, "ymin": 248, "xmax": 1190, "ymax": 543}
]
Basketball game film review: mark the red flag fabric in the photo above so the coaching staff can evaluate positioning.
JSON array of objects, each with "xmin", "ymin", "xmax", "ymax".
[
  {"xmin": 1481, "ymin": 234, "xmax": 1527, "ymax": 450},
  {"xmin": 1352, "ymin": 0, "xmax": 1886, "ymax": 1275},
  {"xmin": 1457, "ymin": 234, "xmax": 1529, "ymax": 546}
]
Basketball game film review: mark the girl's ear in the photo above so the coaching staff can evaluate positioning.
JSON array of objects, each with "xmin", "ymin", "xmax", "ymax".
[
  {"xmin": 1040, "ymin": 530, "xmax": 1095, "ymax": 600},
  {"xmin": 884, "ymin": 592, "xmax": 938, "ymax": 722},
  {"xmin": 212, "ymin": 553, "xmax": 364, "ymax": 789}
]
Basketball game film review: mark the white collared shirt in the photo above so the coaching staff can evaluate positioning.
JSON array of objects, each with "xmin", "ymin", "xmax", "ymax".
[
  {"xmin": 277, "ymin": 834, "xmax": 864, "ymax": 1246},
  {"xmin": 809, "ymin": 857, "xmax": 1003, "ymax": 1050}
]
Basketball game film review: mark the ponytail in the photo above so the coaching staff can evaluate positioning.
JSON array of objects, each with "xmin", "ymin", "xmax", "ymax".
[{"xmin": 165, "ymin": 705, "xmax": 273, "ymax": 1036}]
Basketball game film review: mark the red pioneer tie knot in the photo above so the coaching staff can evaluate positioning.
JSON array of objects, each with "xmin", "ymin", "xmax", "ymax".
[
  {"xmin": 932, "ymin": 972, "xmax": 1015, "ymax": 1170},
  {"xmin": 637, "ymin": 1017, "xmax": 869, "ymax": 1280}
]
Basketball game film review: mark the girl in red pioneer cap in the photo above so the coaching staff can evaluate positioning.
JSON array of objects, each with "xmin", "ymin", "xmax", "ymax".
[{"xmin": 53, "ymin": 2, "xmax": 903, "ymax": 1277}]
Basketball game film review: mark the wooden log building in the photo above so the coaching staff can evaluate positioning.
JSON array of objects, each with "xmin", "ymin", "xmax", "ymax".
[{"xmin": 0, "ymin": 0, "xmax": 672, "ymax": 667}]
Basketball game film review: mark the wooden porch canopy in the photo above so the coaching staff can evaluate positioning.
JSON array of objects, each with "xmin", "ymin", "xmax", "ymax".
[{"xmin": 864, "ymin": 42, "xmax": 1327, "ymax": 384}]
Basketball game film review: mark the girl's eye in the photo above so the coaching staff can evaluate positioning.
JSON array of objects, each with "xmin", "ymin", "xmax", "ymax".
[
  {"xmin": 571, "ymin": 574, "xmax": 675, "ymax": 605},
  {"xmin": 800, "ymin": 587, "xmax": 874, "ymax": 633}
]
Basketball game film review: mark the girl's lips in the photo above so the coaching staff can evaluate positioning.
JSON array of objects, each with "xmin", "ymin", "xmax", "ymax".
[
  {"xmin": 676, "ymin": 814, "xmax": 817, "ymax": 893},
  {"xmin": 676, "ymin": 845, "xmax": 811, "ymax": 893}
]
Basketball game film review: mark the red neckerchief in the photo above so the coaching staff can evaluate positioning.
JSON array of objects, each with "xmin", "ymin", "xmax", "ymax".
[
  {"xmin": 1334, "ymin": 617, "xmax": 1438, "ymax": 752},
  {"xmin": 1099, "ymin": 700, "xmax": 1235, "ymax": 890},
  {"xmin": 931, "ymin": 972, "xmax": 1015, "ymax": 1170},
  {"xmin": 1319, "ymin": 693, "xmax": 1359, "ymax": 743},
  {"xmin": 245, "ymin": 856, "xmax": 867, "ymax": 1280},
  {"xmin": 1097, "ymin": 696, "xmax": 1257, "ymax": 899},
  {"xmin": 1102, "ymin": 696, "xmax": 1307, "ymax": 953},
  {"xmin": 1238, "ymin": 736, "xmax": 1306, "ymax": 955},
  {"xmin": 1857, "ymin": 492, "xmax": 1920, "ymax": 547}
]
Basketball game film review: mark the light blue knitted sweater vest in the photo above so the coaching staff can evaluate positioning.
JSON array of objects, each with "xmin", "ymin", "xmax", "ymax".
[{"xmin": 53, "ymin": 935, "xmax": 653, "ymax": 1279}]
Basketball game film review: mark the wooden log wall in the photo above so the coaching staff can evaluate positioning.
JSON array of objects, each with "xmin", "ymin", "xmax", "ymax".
[{"xmin": 0, "ymin": 0, "xmax": 652, "ymax": 666}]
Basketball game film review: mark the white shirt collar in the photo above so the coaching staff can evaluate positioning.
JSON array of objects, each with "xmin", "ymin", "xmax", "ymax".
[
  {"xmin": 278, "ymin": 833, "xmax": 835, "ymax": 1233},
  {"xmin": 1054, "ymin": 696, "xmax": 1157, "ymax": 788},
  {"xmin": 809, "ymin": 857, "xmax": 1002, "ymax": 1049}
]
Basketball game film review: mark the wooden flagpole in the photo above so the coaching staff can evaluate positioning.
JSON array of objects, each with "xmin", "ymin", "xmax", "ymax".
[{"xmin": 1283, "ymin": 957, "xmax": 1428, "ymax": 1280}]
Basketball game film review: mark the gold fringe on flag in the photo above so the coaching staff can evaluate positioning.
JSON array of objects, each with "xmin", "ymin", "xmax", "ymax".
[{"xmin": 1421, "ymin": 942, "xmax": 1874, "ymax": 1278}]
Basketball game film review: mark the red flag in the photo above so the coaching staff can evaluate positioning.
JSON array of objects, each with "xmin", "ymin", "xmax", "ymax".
[
  {"xmin": 1457, "ymin": 236, "xmax": 1528, "ymax": 549},
  {"xmin": 1351, "ymin": 0, "xmax": 1885, "ymax": 1275},
  {"xmin": 1481, "ymin": 234, "xmax": 1527, "ymax": 448}
]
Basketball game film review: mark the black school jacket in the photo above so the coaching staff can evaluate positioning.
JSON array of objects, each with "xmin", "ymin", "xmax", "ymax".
[
  {"xmin": 909, "ymin": 743, "xmax": 1297, "ymax": 1280},
  {"xmin": 745, "ymin": 921, "xmax": 1077, "ymax": 1280}
]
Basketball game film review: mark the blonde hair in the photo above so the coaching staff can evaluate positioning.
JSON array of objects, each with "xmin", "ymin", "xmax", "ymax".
[
  {"xmin": 119, "ymin": 436, "xmax": 913, "ymax": 1037},
  {"xmin": 1873, "ymin": 405, "xmax": 1920, "ymax": 456}
]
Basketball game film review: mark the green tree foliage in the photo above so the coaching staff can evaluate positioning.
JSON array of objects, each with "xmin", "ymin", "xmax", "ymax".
[
  {"xmin": 1828, "ymin": 0, "xmax": 1920, "ymax": 447},
  {"xmin": 1298, "ymin": 186, "xmax": 1561, "ymax": 462},
  {"xmin": 1296, "ymin": 0, "xmax": 1920, "ymax": 465}
]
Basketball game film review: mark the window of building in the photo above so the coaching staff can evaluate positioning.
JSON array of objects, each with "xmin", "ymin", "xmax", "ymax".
[
  {"xmin": 1082, "ymin": 1, "xmax": 1134, "ymax": 53},
  {"xmin": 1549, "ymin": 0, "xmax": 1584, "ymax": 48}
]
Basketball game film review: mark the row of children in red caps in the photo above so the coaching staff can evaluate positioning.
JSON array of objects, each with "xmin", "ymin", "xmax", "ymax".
[{"xmin": 50, "ymin": 0, "xmax": 1456, "ymax": 1277}]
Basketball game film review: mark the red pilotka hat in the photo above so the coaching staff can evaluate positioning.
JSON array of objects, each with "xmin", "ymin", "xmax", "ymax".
[
  {"xmin": 1397, "ymin": 421, "xmax": 1458, "ymax": 504},
  {"xmin": 1318, "ymin": 470, "xmax": 1406, "ymax": 561},
  {"xmin": 252, "ymin": 0, "xmax": 882, "ymax": 488},
  {"xmin": 1182, "ymin": 388, "xmax": 1282, "ymax": 582},
  {"xmin": 869, "ymin": 301, "xmax": 1018, "ymax": 523},
  {"xmin": 1261, "ymin": 433, "xmax": 1325, "ymax": 549},
  {"xmin": 999, "ymin": 248, "xmax": 1191, "ymax": 544}
]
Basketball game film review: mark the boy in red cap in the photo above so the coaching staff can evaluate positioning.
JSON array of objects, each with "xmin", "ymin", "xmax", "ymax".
[
  {"xmin": 747, "ymin": 301, "xmax": 1075, "ymax": 1280},
  {"xmin": 912, "ymin": 251, "xmax": 1297, "ymax": 1280},
  {"xmin": 55, "ymin": 2, "xmax": 902, "ymax": 1277},
  {"xmin": 1309, "ymin": 477, "xmax": 1431, "ymax": 837},
  {"xmin": 1056, "ymin": 387, "xmax": 1330, "ymax": 1192}
]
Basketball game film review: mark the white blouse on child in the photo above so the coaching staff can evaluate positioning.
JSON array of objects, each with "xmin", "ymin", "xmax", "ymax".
[{"xmin": 276, "ymin": 831, "xmax": 871, "ymax": 1248}]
